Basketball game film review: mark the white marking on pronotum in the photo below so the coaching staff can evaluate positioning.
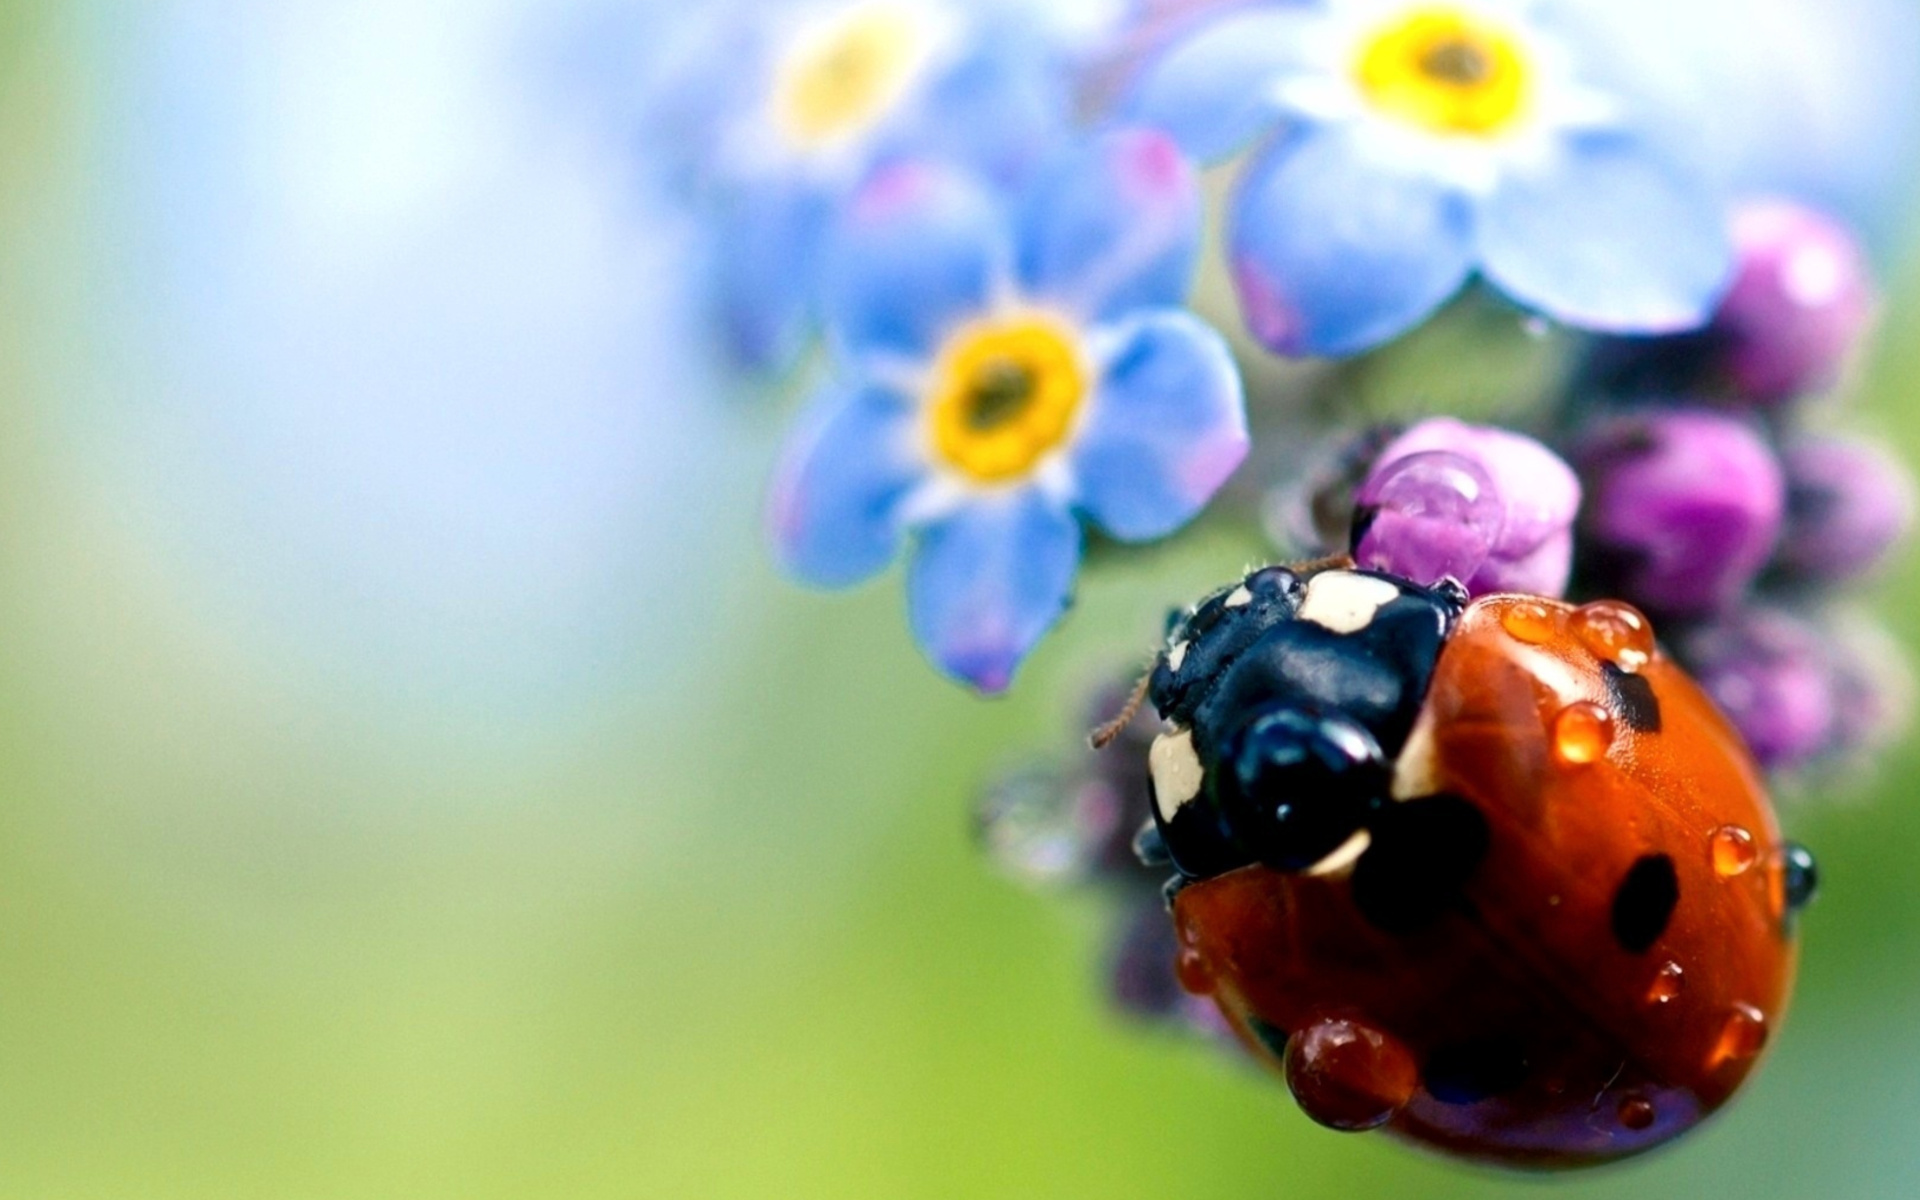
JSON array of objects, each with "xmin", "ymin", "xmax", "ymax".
[
  {"xmin": 1224, "ymin": 585, "xmax": 1253, "ymax": 608},
  {"xmin": 1150, "ymin": 727, "xmax": 1205, "ymax": 823},
  {"xmin": 1167, "ymin": 640, "xmax": 1190, "ymax": 672},
  {"xmin": 1297, "ymin": 571, "xmax": 1402, "ymax": 635},
  {"xmin": 1306, "ymin": 829, "xmax": 1372, "ymax": 878},
  {"xmin": 1392, "ymin": 708, "xmax": 1439, "ymax": 800}
]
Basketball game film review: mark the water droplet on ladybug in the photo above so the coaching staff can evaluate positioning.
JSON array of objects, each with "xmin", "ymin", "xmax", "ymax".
[
  {"xmin": 1709, "ymin": 1004, "xmax": 1769, "ymax": 1069},
  {"xmin": 1501, "ymin": 601, "xmax": 1558, "ymax": 645},
  {"xmin": 1711, "ymin": 825, "xmax": 1759, "ymax": 878},
  {"xmin": 1172, "ymin": 909, "xmax": 1215, "ymax": 995},
  {"xmin": 1647, "ymin": 961, "xmax": 1685, "ymax": 1006},
  {"xmin": 1783, "ymin": 842, "xmax": 1819, "ymax": 912},
  {"xmin": 1618, "ymin": 1096, "xmax": 1657, "ymax": 1131},
  {"xmin": 1175, "ymin": 946, "xmax": 1213, "ymax": 996},
  {"xmin": 1571, "ymin": 601, "xmax": 1656, "ymax": 672},
  {"xmin": 1553, "ymin": 702, "xmax": 1615, "ymax": 765},
  {"xmin": 1283, "ymin": 1016, "xmax": 1418, "ymax": 1132}
]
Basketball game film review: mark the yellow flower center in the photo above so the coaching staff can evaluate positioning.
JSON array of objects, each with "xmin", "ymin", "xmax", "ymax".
[
  {"xmin": 773, "ymin": 4, "xmax": 935, "ymax": 151},
  {"xmin": 1354, "ymin": 6, "xmax": 1533, "ymax": 137},
  {"xmin": 928, "ymin": 316, "xmax": 1088, "ymax": 484}
]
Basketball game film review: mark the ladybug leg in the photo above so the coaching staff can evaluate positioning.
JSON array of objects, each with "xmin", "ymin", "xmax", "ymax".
[
  {"xmin": 1220, "ymin": 704, "xmax": 1392, "ymax": 873},
  {"xmin": 1131, "ymin": 820, "xmax": 1172, "ymax": 868}
]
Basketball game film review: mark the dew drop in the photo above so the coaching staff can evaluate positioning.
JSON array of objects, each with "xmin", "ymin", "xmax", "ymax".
[
  {"xmin": 1175, "ymin": 946, "xmax": 1214, "ymax": 996},
  {"xmin": 1501, "ymin": 601, "xmax": 1558, "ymax": 645},
  {"xmin": 977, "ymin": 769, "xmax": 1107, "ymax": 884},
  {"xmin": 1553, "ymin": 702, "xmax": 1615, "ymax": 766},
  {"xmin": 1284, "ymin": 1016, "xmax": 1418, "ymax": 1132},
  {"xmin": 1711, "ymin": 825, "xmax": 1759, "ymax": 878},
  {"xmin": 1352, "ymin": 451, "xmax": 1504, "ymax": 587},
  {"xmin": 1709, "ymin": 1003, "xmax": 1769, "ymax": 1069},
  {"xmin": 1172, "ymin": 910, "xmax": 1215, "ymax": 996},
  {"xmin": 1618, "ymin": 1096, "xmax": 1657, "ymax": 1131},
  {"xmin": 1571, "ymin": 601, "xmax": 1656, "ymax": 672},
  {"xmin": 1783, "ymin": 843, "xmax": 1819, "ymax": 912},
  {"xmin": 1647, "ymin": 961, "xmax": 1685, "ymax": 1006}
]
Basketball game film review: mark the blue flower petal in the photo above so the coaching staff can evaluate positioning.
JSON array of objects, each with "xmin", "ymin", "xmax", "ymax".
[
  {"xmin": 1018, "ymin": 128, "xmax": 1202, "ymax": 323},
  {"xmin": 1479, "ymin": 133, "xmax": 1733, "ymax": 333},
  {"xmin": 1230, "ymin": 127, "xmax": 1475, "ymax": 357},
  {"xmin": 907, "ymin": 491, "xmax": 1082, "ymax": 693},
  {"xmin": 1072, "ymin": 311, "xmax": 1248, "ymax": 541},
  {"xmin": 1124, "ymin": 7, "xmax": 1313, "ymax": 162},
  {"xmin": 711, "ymin": 180, "xmax": 832, "ymax": 371},
  {"xmin": 822, "ymin": 163, "xmax": 1009, "ymax": 363},
  {"xmin": 887, "ymin": 35, "xmax": 1070, "ymax": 188},
  {"xmin": 767, "ymin": 382, "xmax": 923, "ymax": 587}
]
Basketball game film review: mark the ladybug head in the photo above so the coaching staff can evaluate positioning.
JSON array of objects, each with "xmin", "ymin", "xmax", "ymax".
[{"xmin": 1144, "ymin": 566, "xmax": 1467, "ymax": 881}]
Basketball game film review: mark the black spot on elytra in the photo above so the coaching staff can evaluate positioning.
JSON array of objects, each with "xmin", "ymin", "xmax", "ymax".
[
  {"xmin": 1424, "ymin": 1038, "xmax": 1530, "ymax": 1105},
  {"xmin": 1603, "ymin": 663, "xmax": 1663, "ymax": 733},
  {"xmin": 1351, "ymin": 794, "xmax": 1490, "ymax": 934},
  {"xmin": 1611, "ymin": 854, "xmax": 1679, "ymax": 953}
]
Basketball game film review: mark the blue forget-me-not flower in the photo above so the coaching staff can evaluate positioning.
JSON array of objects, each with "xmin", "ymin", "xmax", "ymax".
[
  {"xmin": 1129, "ymin": 0, "xmax": 1734, "ymax": 357},
  {"xmin": 767, "ymin": 128, "xmax": 1248, "ymax": 692},
  {"xmin": 646, "ymin": 0, "xmax": 1122, "ymax": 370}
]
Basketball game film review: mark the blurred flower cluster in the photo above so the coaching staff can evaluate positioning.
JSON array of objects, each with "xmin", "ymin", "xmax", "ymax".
[
  {"xmin": 1278, "ymin": 194, "xmax": 1914, "ymax": 779},
  {"xmin": 1561, "ymin": 199, "xmax": 1913, "ymax": 776},
  {"xmin": 618, "ymin": 0, "xmax": 1919, "ymax": 1037}
]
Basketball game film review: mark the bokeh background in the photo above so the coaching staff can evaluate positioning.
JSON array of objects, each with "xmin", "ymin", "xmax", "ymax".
[{"xmin": 3, "ymin": 0, "xmax": 1920, "ymax": 1196}]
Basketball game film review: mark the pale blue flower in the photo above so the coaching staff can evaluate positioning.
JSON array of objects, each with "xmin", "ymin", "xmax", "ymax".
[
  {"xmin": 640, "ymin": 0, "xmax": 1124, "ymax": 370},
  {"xmin": 1558, "ymin": 0, "xmax": 1920, "ymax": 251},
  {"xmin": 1129, "ymin": 0, "xmax": 1734, "ymax": 357},
  {"xmin": 767, "ymin": 129, "xmax": 1248, "ymax": 691}
]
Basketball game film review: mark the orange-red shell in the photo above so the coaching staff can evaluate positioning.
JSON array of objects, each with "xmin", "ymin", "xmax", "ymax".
[{"xmin": 1171, "ymin": 596, "xmax": 1796, "ymax": 1167}]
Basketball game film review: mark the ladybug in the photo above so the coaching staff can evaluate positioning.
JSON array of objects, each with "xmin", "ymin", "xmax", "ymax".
[{"xmin": 1134, "ymin": 561, "xmax": 1816, "ymax": 1167}]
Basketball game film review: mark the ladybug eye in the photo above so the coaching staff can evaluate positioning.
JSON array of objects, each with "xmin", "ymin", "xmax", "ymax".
[{"xmin": 1222, "ymin": 706, "xmax": 1390, "ymax": 872}]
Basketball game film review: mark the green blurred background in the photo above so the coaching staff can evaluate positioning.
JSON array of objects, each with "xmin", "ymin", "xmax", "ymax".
[{"xmin": 5, "ymin": 1, "xmax": 1920, "ymax": 1196}]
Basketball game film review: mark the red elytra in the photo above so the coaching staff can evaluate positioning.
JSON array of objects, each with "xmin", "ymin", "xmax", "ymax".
[{"xmin": 1170, "ymin": 594, "xmax": 1796, "ymax": 1168}]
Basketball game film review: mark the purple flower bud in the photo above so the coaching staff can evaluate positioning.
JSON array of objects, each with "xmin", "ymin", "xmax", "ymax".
[
  {"xmin": 1575, "ymin": 202, "xmax": 1875, "ymax": 408},
  {"xmin": 1354, "ymin": 419, "xmax": 1580, "ymax": 597},
  {"xmin": 1826, "ymin": 617, "xmax": 1915, "ymax": 767},
  {"xmin": 1576, "ymin": 410, "xmax": 1785, "ymax": 618},
  {"xmin": 1776, "ymin": 435, "xmax": 1916, "ymax": 584},
  {"xmin": 1353, "ymin": 450, "xmax": 1501, "ymax": 588},
  {"xmin": 1681, "ymin": 609, "xmax": 1839, "ymax": 773},
  {"xmin": 1680, "ymin": 608, "xmax": 1913, "ymax": 776},
  {"xmin": 1712, "ymin": 200, "xmax": 1876, "ymax": 406}
]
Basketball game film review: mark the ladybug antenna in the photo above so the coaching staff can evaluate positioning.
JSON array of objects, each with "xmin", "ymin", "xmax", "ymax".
[
  {"xmin": 1089, "ymin": 667, "xmax": 1154, "ymax": 751},
  {"xmin": 1288, "ymin": 552, "xmax": 1356, "ymax": 574}
]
